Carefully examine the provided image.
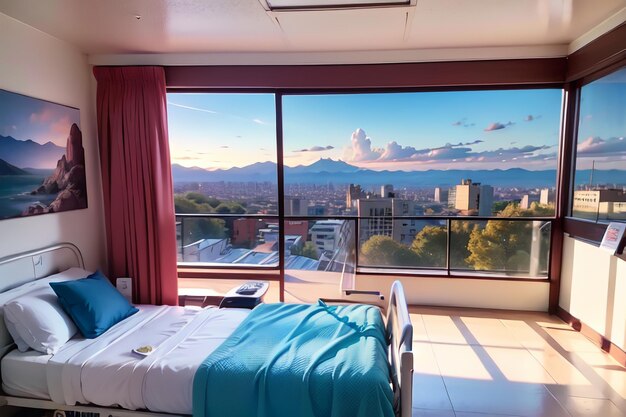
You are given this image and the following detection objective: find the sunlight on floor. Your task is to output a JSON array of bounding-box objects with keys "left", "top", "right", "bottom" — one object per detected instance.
[{"left": 410, "top": 307, "right": 626, "bottom": 417}]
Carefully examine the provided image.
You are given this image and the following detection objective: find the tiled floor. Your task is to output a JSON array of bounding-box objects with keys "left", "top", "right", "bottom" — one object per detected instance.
[{"left": 409, "top": 307, "right": 626, "bottom": 417}]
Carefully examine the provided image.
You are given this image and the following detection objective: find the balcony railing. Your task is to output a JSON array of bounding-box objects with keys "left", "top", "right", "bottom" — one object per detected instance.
[{"left": 176, "top": 213, "right": 553, "bottom": 279}]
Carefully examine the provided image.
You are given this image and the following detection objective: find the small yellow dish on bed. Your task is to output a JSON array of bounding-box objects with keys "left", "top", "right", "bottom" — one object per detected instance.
[{"left": 133, "top": 345, "right": 154, "bottom": 356}]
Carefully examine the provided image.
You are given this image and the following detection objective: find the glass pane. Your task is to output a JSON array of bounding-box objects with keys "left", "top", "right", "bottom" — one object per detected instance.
[
  {"left": 358, "top": 219, "right": 447, "bottom": 269},
  {"left": 176, "top": 215, "right": 279, "bottom": 266},
  {"left": 282, "top": 90, "right": 562, "bottom": 218},
  {"left": 450, "top": 219, "right": 551, "bottom": 277},
  {"left": 167, "top": 93, "right": 278, "bottom": 215},
  {"left": 572, "top": 67, "right": 626, "bottom": 222},
  {"left": 284, "top": 219, "right": 356, "bottom": 303}
]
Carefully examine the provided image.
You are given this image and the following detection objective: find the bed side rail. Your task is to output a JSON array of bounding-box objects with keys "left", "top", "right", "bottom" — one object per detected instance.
[{"left": 386, "top": 280, "right": 413, "bottom": 417}]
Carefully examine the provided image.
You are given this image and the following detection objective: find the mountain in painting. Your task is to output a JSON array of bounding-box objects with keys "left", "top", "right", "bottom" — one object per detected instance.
[
  {"left": 0, "top": 158, "right": 29, "bottom": 175},
  {"left": 0, "top": 135, "right": 65, "bottom": 169}
]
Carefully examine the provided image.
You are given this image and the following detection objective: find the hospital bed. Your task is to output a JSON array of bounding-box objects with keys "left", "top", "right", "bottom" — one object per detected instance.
[{"left": 0, "top": 243, "right": 413, "bottom": 417}]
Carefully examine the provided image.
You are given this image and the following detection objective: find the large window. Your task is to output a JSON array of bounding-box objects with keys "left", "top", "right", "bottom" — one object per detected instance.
[
  {"left": 571, "top": 67, "right": 626, "bottom": 223},
  {"left": 167, "top": 93, "right": 279, "bottom": 266},
  {"left": 168, "top": 88, "right": 563, "bottom": 279},
  {"left": 282, "top": 89, "right": 561, "bottom": 277}
]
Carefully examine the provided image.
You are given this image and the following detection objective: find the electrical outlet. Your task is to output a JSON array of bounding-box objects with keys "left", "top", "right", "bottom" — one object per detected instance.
[{"left": 116, "top": 277, "right": 132, "bottom": 302}]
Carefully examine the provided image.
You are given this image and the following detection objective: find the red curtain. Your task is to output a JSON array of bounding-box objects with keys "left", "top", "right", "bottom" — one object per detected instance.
[{"left": 94, "top": 66, "right": 178, "bottom": 306}]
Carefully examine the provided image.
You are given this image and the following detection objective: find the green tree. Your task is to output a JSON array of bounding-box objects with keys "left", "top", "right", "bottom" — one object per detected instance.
[
  {"left": 206, "top": 197, "right": 221, "bottom": 208},
  {"left": 409, "top": 222, "right": 474, "bottom": 269},
  {"left": 182, "top": 218, "right": 227, "bottom": 245},
  {"left": 360, "top": 235, "right": 419, "bottom": 267},
  {"left": 411, "top": 226, "right": 446, "bottom": 267},
  {"left": 174, "top": 194, "right": 215, "bottom": 214},
  {"left": 292, "top": 241, "right": 319, "bottom": 260},
  {"left": 492, "top": 200, "right": 513, "bottom": 214},
  {"left": 185, "top": 192, "right": 210, "bottom": 205},
  {"left": 174, "top": 193, "right": 227, "bottom": 246},
  {"left": 215, "top": 202, "right": 247, "bottom": 214},
  {"left": 174, "top": 195, "right": 203, "bottom": 214},
  {"left": 497, "top": 201, "right": 555, "bottom": 217},
  {"left": 466, "top": 218, "right": 531, "bottom": 271},
  {"left": 449, "top": 221, "right": 474, "bottom": 269}
]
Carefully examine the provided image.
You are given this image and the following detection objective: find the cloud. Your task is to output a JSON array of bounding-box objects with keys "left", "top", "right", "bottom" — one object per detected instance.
[
  {"left": 174, "top": 156, "right": 202, "bottom": 160},
  {"left": 441, "top": 139, "right": 483, "bottom": 147},
  {"left": 29, "top": 108, "right": 56, "bottom": 123},
  {"left": 577, "top": 136, "right": 626, "bottom": 157},
  {"left": 524, "top": 115, "right": 541, "bottom": 122},
  {"left": 167, "top": 102, "right": 217, "bottom": 114},
  {"left": 350, "top": 129, "right": 382, "bottom": 162},
  {"left": 168, "top": 102, "right": 270, "bottom": 126},
  {"left": 293, "top": 145, "right": 335, "bottom": 153},
  {"left": 451, "top": 118, "right": 475, "bottom": 128},
  {"left": 379, "top": 142, "right": 419, "bottom": 160},
  {"left": 345, "top": 128, "right": 554, "bottom": 166},
  {"left": 51, "top": 116, "right": 72, "bottom": 136},
  {"left": 220, "top": 145, "right": 230, "bottom": 149},
  {"left": 484, "top": 121, "right": 514, "bottom": 131}
]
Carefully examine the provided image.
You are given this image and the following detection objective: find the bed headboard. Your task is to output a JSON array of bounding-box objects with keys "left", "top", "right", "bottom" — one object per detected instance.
[
  {"left": 0, "top": 243, "right": 85, "bottom": 358},
  {"left": 386, "top": 281, "right": 413, "bottom": 417}
]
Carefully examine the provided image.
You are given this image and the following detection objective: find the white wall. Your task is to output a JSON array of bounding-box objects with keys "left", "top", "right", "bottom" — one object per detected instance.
[
  {"left": 0, "top": 13, "right": 106, "bottom": 271},
  {"left": 560, "top": 235, "right": 626, "bottom": 351},
  {"left": 357, "top": 274, "right": 550, "bottom": 311}
]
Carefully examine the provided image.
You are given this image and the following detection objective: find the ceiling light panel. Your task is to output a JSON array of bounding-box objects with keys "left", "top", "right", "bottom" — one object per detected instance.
[{"left": 264, "top": 0, "right": 415, "bottom": 11}]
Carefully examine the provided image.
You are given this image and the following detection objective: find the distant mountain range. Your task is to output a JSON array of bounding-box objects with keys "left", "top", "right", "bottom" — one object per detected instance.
[
  {"left": 0, "top": 135, "right": 65, "bottom": 169},
  {"left": 172, "top": 158, "right": 625, "bottom": 188}
]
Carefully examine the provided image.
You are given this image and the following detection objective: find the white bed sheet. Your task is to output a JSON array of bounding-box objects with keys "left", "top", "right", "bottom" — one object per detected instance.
[
  {"left": 1, "top": 336, "right": 82, "bottom": 399},
  {"left": 2, "top": 349, "right": 52, "bottom": 399},
  {"left": 40, "top": 304, "right": 250, "bottom": 414}
]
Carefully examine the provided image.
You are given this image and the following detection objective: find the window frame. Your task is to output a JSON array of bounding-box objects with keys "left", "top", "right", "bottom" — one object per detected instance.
[
  {"left": 562, "top": 60, "right": 626, "bottom": 247},
  {"left": 169, "top": 84, "right": 565, "bottom": 284}
]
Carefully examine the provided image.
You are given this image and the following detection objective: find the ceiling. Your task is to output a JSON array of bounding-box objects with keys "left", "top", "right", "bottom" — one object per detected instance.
[{"left": 0, "top": 0, "right": 624, "bottom": 56}]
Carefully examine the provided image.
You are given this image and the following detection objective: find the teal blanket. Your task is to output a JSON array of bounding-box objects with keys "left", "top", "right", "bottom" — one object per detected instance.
[{"left": 193, "top": 301, "right": 394, "bottom": 417}]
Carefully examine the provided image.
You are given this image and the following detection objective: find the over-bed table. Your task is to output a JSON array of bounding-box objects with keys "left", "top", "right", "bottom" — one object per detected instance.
[{"left": 0, "top": 243, "right": 413, "bottom": 417}]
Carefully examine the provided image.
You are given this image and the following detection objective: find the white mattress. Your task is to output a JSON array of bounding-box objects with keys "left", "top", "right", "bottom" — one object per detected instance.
[{"left": 1, "top": 304, "right": 249, "bottom": 414}]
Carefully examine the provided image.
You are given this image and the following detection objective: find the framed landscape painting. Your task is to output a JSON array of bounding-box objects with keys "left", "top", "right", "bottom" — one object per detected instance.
[{"left": 0, "top": 89, "right": 87, "bottom": 220}]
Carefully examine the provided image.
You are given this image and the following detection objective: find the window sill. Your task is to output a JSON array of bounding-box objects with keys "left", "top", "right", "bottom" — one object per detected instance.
[
  {"left": 178, "top": 267, "right": 280, "bottom": 280},
  {"left": 357, "top": 267, "right": 549, "bottom": 281},
  {"left": 563, "top": 217, "right": 608, "bottom": 246}
]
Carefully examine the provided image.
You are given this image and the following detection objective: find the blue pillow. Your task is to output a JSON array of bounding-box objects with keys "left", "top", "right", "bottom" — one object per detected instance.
[{"left": 50, "top": 271, "right": 138, "bottom": 338}]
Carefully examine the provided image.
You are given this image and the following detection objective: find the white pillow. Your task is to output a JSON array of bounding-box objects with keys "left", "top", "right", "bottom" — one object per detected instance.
[
  {"left": 4, "top": 288, "right": 78, "bottom": 354},
  {"left": 4, "top": 319, "right": 29, "bottom": 352}
]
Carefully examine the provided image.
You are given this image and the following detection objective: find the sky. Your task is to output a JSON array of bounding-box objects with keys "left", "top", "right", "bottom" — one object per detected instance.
[
  {"left": 167, "top": 82, "right": 625, "bottom": 171},
  {"left": 574, "top": 66, "right": 626, "bottom": 171},
  {"left": 0, "top": 89, "right": 80, "bottom": 147}
]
